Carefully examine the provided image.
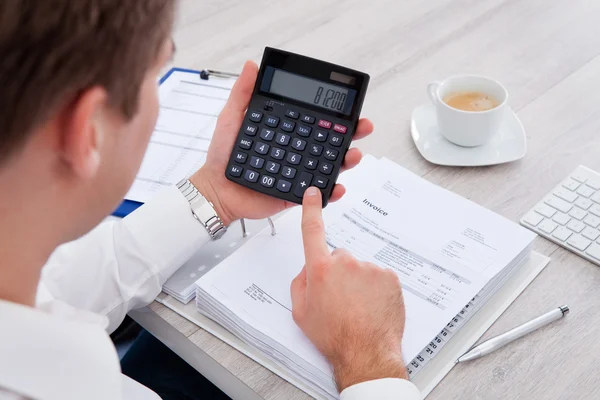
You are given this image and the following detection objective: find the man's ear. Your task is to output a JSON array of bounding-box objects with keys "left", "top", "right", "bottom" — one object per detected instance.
[{"left": 59, "top": 87, "right": 108, "bottom": 179}]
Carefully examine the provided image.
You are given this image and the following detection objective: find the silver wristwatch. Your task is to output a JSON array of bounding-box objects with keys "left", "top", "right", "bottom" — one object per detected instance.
[{"left": 176, "top": 179, "right": 227, "bottom": 240}]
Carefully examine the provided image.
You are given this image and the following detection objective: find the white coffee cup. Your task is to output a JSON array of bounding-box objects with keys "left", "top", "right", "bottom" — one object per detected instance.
[{"left": 427, "top": 76, "right": 508, "bottom": 147}]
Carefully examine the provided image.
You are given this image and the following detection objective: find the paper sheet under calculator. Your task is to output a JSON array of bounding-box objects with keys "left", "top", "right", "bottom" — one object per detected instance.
[{"left": 125, "top": 69, "right": 235, "bottom": 204}]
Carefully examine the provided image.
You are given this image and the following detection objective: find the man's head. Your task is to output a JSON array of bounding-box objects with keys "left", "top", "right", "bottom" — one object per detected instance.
[{"left": 0, "top": 0, "right": 176, "bottom": 241}]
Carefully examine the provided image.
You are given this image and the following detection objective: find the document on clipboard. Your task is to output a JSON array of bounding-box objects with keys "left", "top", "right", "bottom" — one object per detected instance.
[{"left": 114, "top": 68, "right": 237, "bottom": 217}]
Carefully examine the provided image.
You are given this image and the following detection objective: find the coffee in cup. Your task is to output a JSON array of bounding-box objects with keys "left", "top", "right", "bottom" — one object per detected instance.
[{"left": 443, "top": 92, "right": 500, "bottom": 112}]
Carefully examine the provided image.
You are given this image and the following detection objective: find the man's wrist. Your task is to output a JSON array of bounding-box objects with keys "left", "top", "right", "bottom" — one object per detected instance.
[
  {"left": 189, "top": 168, "right": 233, "bottom": 227},
  {"left": 333, "top": 353, "right": 408, "bottom": 392}
]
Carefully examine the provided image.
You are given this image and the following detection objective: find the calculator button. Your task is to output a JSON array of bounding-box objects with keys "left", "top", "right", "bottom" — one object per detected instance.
[
  {"left": 301, "top": 115, "right": 315, "bottom": 124},
  {"left": 228, "top": 165, "right": 243, "bottom": 177},
  {"left": 304, "top": 158, "right": 318, "bottom": 170},
  {"left": 314, "top": 130, "right": 328, "bottom": 142},
  {"left": 249, "top": 156, "right": 265, "bottom": 169},
  {"left": 324, "top": 148, "right": 339, "bottom": 161},
  {"left": 329, "top": 134, "right": 343, "bottom": 147},
  {"left": 314, "top": 176, "right": 329, "bottom": 189},
  {"left": 238, "top": 138, "right": 253, "bottom": 150},
  {"left": 271, "top": 147, "right": 286, "bottom": 160},
  {"left": 260, "top": 128, "right": 275, "bottom": 141},
  {"left": 234, "top": 152, "right": 247, "bottom": 164},
  {"left": 244, "top": 124, "right": 258, "bottom": 136},
  {"left": 281, "top": 166, "right": 296, "bottom": 179},
  {"left": 275, "top": 133, "right": 290, "bottom": 146},
  {"left": 285, "top": 109, "right": 299, "bottom": 119},
  {"left": 319, "top": 162, "right": 333, "bottom": 175},
  {"left": 291, "top": 138, "right": 307, "bottom": 151},
  {"left": 265, "top": 116, "right": 280, "bottom": 128},
  {"left": 266, "top": 161, "right": 281, "bottom": 174},
  {"left": 281, "top": 120, "right": 296, "bottom": 132},
  {"left": 277, "top": 179, "right": 292, "bottom": 193},
  {"left": 318, "top": 119, "right": 332, "bottom": 129},
  {"left": 286, "top": 152, "right": 302, "bottom": 165},
  {"left": 244, "top": 169, "right": 259, "bottom": 183},
  {"left": 254, "top": 142, "right": 270, "bottom": 155},
  {"left": 297, "top": 125, "right": 312, "bottom": 137},
  {"left": 260, "top": 175, "right": 276, "bottom": 188},
  {"left": 294, "top": 172, "right": 314, "bottom": 198},
  {"left": 249, "top": 110, "right": 263, "bottom": 123},
  {"left": 333, "top": 124, "right": 348, "bottom": 134},
  {"left": 309, "top": 144, "right": 323, "bottom": 156}
]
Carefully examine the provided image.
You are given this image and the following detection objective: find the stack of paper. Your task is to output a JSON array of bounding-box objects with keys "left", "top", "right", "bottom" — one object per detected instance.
[{"left": 195, "top": 155, "right": 536, "bottom": 399}]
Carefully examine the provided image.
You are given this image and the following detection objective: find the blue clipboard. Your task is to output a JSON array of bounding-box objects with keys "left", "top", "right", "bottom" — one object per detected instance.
[{"left": 112, "top": 67, "right": 202, "bottom": 218}]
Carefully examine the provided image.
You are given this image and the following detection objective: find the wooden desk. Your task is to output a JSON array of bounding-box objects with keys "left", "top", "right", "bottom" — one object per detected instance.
[{"left": 131, "top": 0, "right": 600, "bottom": 398}]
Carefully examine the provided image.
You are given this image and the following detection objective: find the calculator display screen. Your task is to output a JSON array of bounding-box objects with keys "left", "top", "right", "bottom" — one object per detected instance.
[{"left": 265, "top": 68, "right": 355, "bottom": 115}]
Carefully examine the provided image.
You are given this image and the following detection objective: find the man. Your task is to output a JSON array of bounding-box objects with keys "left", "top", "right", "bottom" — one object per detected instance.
[{"left": 0, "top": 1, "right": 420, "bottom": 399}]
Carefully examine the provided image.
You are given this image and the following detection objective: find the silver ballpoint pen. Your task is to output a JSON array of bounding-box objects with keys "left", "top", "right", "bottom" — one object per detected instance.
[{"left": 457, "top": 305, "right": 570, "bottom": 363}]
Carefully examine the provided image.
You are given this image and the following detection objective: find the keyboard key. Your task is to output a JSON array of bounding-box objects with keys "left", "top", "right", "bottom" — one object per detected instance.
[
  {"left": 294, "top": 172, "right": 313, "bottom": 198},
  {"left": 523, "top": 212, "right": 544, "bottom": 227},
  {"left": 539, "top": 219, "right": 558, "bottom": 234},
  {"left": 567, "top": 219, "right": 585, "bottom": 233},
  {"left": 590, "top": 204, "right": 600, "bottom": 217},
  {"left": 228, "top": 165, "right": 243, "bottom": 177},
  {"left": 249, "top": 110, "right": 263, "bottom": 123},
  {"left": 553, "top": 212, "right": 571, "bottom": 225},
  {"left": 582, "top": 226, "right": 600, "bottom": 241},
  {"left": 304, "top": 158, "right": 318, "bottom": 170},
  {"left": 318, "top": 119, "right": 332, "bottom": 129},
  {"left": 291, "top": 138, "right": 307, "bottom": 151},
  {"left": 314, "top": 130, "right": 328, "bottom": 142},
  {"left": 535, "top": 203, "right": 557, "bottom": 218},
  {"left": 244, "top": 124, "right": 258, "bottom": 136},
  {"left": 563, "top": 178, "right": 581, "bottom": 191},
  {"left": 592, "top": 191, "right": 600, "bottom": 204},
  {"left": 329, "top": 134, "right": 343, "bottom": 147},
  {"left": 297, "top": 125, "right": 312, "bottom": 137},
  {"left": 265, "top": 161, "right": 280, "bottom": 174},
  {"left": 333, "top": 124, "right": 348, "bottom": 134},
  {"left": 276, "top": 179, "right": 292, "bottom": 193},
  {"left": 552, "top": 226, "right": 573, "bottom": 242},
  {"left": 319, "top": 162, "right": 333, "bottom": 175},
  {"left": 576, "top": 185, "right": 595, "bottom": 198},
  {"left": 571, "top": 171, "right": 588, "bottom": 183},
  {"left": 281, "top": 166, "right": 296, "bottom": 179},
  {"left": 286, "top": 152, "right": 302, "bottom": 165},
  {"left": 310, "top": 144, "right": 323, "bottom": 156},
  {"left": 554, "top": 187, "right": 578, "bottom": 203},
  {"left": 324, "top": 148, "right": 339, "bottom": 161},
  {"left": 586, "top": 243, "right": 600, "bottom": 261},
  {"left": 270, "top": 147, "right": 286, "bottom": 160},
  {"left": 265, "top": 116, "right": 279, "bottom": 128},
  {"left": 238, "top": 138, "right": 253, "bottom": 150},
  {"left": 249, "top": 156, "right": 264, "bottom": 169},
  {"left": 233, "top": 152, "right": 247, "bottom": 164},
  {"left": 584, "top": 214, "right": 600, "bottom": 228},
  {"left": 575, "top": 197, "right": 593, "bottom": 210},
  {"left": 301, "top": 114, "right": 315, "bottom": 124},
  {"left": 259, "top": 174, "right": 276, "bottom": 188},
  {"left": 545, "top": 196, "right": 573, "bottom": 213},
  {"left": 569, "top": 206, "right": 587, "bottom": 220},
  {"left": 255, "top": 142, "right": 270, "bottom": 155},
  {"left": 275, "top": 133, "right": 290, "bottom": 146},
  {"left": 260, "top": 128, "right": 275, "bottom": 141},
  {"left": 314, "top": 176, "right": 329, "bottom": 189},
  {"left": 244, "top": 169, "right": 259, "bottom": 183},
  {"left": 281, "top": 120, "right": 295, "bottom": 132},
  {"left": 567, "top": 234, "right": 592, "bottom": 251},
  {"left": 285, "top": 109, "right": 299, "bottom": 119},
  {"left": 587, "top": 179, "right": 600, "bottom": 190}
]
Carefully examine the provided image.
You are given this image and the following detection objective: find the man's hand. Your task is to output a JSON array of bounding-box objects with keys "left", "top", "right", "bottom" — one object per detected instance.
[
  {"left": 291, "top": 186, "right": 408, "bottom": 392},
  {"left": 190, "top": 61, "right": 374, "bottom": 226}
]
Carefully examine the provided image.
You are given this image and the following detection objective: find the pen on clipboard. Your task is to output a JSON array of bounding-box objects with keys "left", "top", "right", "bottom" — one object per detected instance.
[
  {"left": 200, "top": 69, "right": 240, "bottom": 80},
  {"left": 457, "top": 305, "right": 569, "bottom": 363}
]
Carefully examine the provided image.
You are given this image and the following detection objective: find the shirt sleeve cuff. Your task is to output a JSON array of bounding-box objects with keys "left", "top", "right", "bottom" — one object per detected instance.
[
  {"left": 122, "top": 185, "right": 211, "bottom": 278},
  {"left": 340, "top": 378, "right": 421, "bottom": 400}
]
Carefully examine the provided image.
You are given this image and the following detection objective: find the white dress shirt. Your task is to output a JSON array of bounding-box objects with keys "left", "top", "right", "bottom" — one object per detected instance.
[{"left": 0, "top": 185, "right": 420, "bottom": 400}]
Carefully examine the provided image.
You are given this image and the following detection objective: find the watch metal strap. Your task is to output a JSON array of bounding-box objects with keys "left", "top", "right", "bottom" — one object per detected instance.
[{"left": 176, "top": 179, "right": 227, "bottom": 240}]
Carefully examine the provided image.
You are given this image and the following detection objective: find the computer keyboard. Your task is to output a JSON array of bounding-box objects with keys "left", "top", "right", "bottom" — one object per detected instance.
[{"left": 521, "top": 166, "right": 600, "bottom": 266}]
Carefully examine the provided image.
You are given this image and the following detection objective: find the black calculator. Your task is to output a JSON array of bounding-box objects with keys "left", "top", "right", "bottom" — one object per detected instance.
[{"left": 225, "top": 47, "right": 369, "bottom": 207}]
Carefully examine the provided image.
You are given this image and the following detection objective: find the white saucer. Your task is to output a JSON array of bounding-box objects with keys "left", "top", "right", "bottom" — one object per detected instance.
[{"left": 411, "top": 103, "right": 527, "bottom": 167}]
